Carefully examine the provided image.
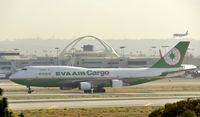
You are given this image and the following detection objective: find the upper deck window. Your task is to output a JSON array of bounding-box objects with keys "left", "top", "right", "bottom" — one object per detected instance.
[{"left": 40, "top": 69, "right": 48, "bottom": 71}]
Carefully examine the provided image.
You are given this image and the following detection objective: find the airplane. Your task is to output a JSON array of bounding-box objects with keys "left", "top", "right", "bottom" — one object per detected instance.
[
  {"left": 10, "top": 41, "right": 190, "bottom": 94},
  {"left": 173, "top": 30, "right": 188, "bottom": 37}
]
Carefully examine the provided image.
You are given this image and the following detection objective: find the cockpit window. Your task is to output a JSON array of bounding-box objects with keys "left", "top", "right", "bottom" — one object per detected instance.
[{"left": 22, "top": 68, "right": 27, "bottom": 70}]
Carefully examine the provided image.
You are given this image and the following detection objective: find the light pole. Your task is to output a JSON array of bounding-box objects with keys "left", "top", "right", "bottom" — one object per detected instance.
[
  {"left": 151, "top": 46, "right": 157, "bottom": 56},
  {"left": 55, "top": 48, "right": 59, "bottom": 65},
  {"left": 13, "top": 49, "right": 19, "bottom": 71},
  {"left": 120, "top": 46, "right": 126, "bottom": 57},
  {"left": 186, "top": 48, "right": 194, "bottom": 64}
]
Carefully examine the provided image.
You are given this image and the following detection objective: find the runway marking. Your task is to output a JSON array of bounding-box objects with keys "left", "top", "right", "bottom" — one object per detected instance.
[{"left": 144, "top": 103, "right": 152, "bottom": 106}]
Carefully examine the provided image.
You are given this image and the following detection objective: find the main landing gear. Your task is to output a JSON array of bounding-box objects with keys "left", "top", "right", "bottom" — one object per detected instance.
[
  {"left": 27, "top": 86, "right": 33, "bottom": 94},
  {"left": 93, "top": 87, "right": 106, "bottom": 93},
  {"left": 84, "top": 87, "right": 106, "bottom": 93},
  {"left": 84, "top": 90, "right": 92, "bottom": 93}
]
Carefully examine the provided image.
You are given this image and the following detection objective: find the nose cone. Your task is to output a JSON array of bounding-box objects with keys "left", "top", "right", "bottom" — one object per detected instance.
[
  {"left": 9, "top": 71, "right": 27, "bottom": 85},
  {"left": 9, "top": 71, "right": 23, "bottom": 80},
  {"left": 9, "top": 73, "right": 18, "bottom": 80}
]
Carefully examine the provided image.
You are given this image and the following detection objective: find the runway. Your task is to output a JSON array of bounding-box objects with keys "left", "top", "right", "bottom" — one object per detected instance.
[
  {"left": 9, "top": 94, "right": 200, "bottom": 110},
  {"left": 9, "top": 95, "right": 200, "bottom": 110},
  {"left": 1, "top": 78, "right": 200, "bottom": 110}
]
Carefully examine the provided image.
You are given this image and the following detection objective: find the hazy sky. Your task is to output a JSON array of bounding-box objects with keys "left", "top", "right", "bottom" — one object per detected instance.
[{"left": 0, "top": 0, "right": 200, "bottom": 40}]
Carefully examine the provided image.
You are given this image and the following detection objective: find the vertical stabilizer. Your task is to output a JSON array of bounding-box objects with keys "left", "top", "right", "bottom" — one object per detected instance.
[{"left": 151, "top": 41, "right": 190, "bottom": 68}]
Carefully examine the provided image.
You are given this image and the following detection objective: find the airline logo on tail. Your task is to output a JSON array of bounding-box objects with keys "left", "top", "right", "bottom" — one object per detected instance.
[
  {"left": 151, "top": 41, "right": 190, "bottom": 68},
  {"left": 164, "top": 47, "right": 181, "bottom": 65}
]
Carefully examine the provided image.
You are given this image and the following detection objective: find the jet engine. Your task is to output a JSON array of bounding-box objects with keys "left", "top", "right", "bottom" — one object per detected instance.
[
  {"left": 79, "top": 82, "right": 92, "bottom": 90},
  {"left": 111, "top": 79, "right": 123, "bottom": 88}
]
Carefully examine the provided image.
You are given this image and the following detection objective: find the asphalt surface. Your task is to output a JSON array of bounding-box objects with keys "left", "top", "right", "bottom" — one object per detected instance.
[
  {"left": 9, "top": 96, "right": 200, "bottom": 110},
  {"left": 0, "top": 78, "right": 200, "bottom": 110}
]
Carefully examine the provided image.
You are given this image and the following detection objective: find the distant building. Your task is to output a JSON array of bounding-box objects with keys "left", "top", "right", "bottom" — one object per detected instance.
[{"left": 0, "top": 36, "right": 200, "bottom": 79}]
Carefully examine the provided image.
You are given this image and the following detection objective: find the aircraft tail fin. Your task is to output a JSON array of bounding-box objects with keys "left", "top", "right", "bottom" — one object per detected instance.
[{"left": 151, "top": 41, "right": 190, "bottom": 68}]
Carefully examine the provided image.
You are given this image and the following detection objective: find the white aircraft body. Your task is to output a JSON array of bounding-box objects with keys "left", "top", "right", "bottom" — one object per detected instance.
[
  {"left": 10, "top": 41, "right": 190, "bottom": 93},
  {"left": 173, "top": 30, "right": 188, "bottom": 37}
]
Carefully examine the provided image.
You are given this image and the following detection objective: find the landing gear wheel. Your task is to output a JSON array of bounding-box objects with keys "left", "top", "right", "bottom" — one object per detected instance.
[
  {"left": 84, "top": 90, "right": 92, "bottom": 93},
  {"left": 93, "top": 87, "right": 106, "bottom": 93},
  {"left": 27, "top": 86, "right": 33, "bottom": 94},
  {"left": 28, "top": 90, "right": 32, "bottom": 94}
]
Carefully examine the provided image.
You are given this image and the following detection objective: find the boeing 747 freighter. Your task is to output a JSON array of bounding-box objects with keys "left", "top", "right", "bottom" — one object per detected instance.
[{"left": 10, "top": 41, "right": 190, "bottom": 93}]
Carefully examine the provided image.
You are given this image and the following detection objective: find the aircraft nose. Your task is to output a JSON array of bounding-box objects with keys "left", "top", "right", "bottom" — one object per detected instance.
[
  {"left": 9, "top": 72, "right": 21, "bottom": 79},
  {"left": 9, "top": 74, "right": 17, "bottom": 79}
]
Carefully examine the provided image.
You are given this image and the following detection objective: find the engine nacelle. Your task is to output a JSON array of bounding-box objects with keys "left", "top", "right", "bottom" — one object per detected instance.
[
  {"left": 79, "top": 82, "right": 92, "bottom": 90},
  {"left": 111, "top": 79, "right": 123, "bottom": 88}
]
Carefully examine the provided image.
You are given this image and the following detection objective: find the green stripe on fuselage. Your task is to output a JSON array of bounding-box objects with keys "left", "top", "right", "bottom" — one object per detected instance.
[
  {"left": 10, "top": 77, "right": 162, "bottom": 88},
  {"left": 122, "top": 78, "right": 161, "bottom": 85}
]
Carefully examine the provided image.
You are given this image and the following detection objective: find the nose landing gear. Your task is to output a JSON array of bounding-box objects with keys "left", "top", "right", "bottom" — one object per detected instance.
[{"left": 27, "top": 86, "right": 33, "bottom": 94}]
